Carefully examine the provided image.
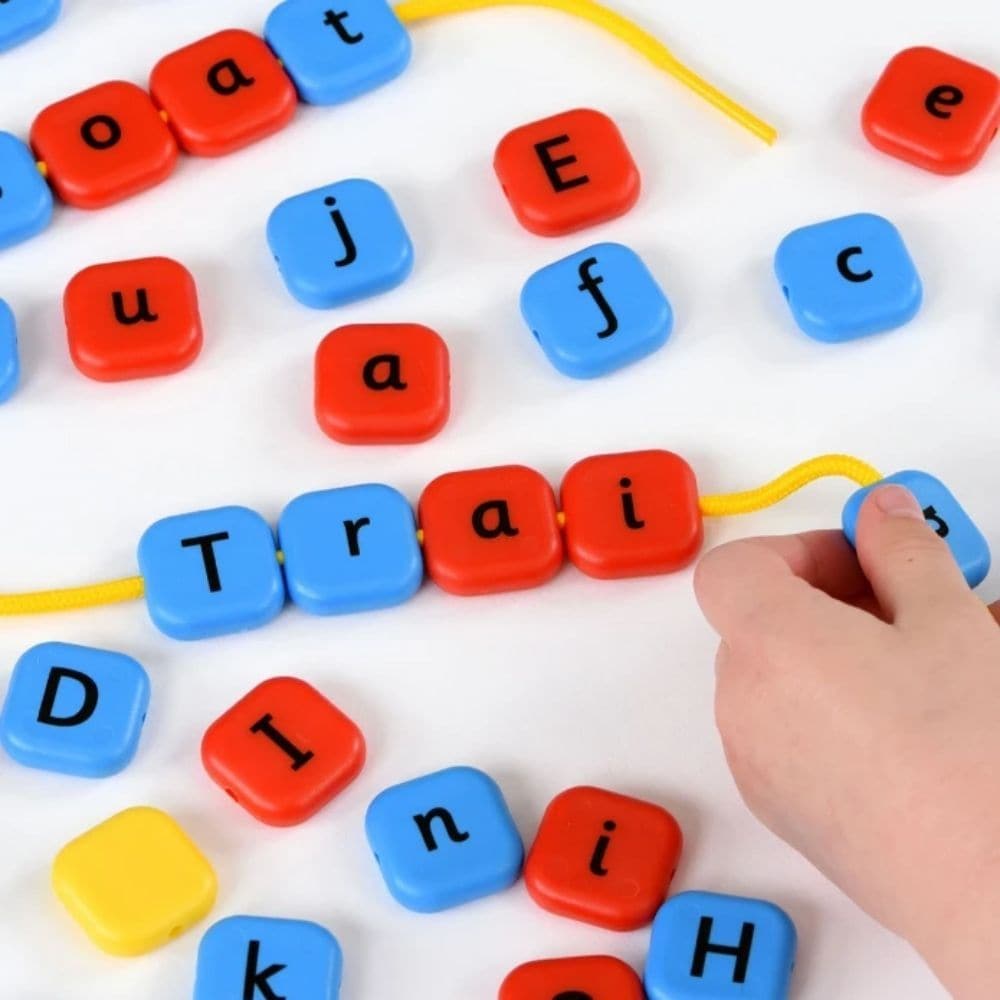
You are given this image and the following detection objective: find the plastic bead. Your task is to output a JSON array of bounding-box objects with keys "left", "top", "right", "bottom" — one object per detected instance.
[
  {"left": 774, "top": 213, "right": 922, "bottom": 342},
  {"left": 494, "top": 108, "right": 640, "bottom": 236},
  {"left": 0, "top": 131, "right": 53, "bottom": 249},
  {"left": 0, "top": 299, "right": 19, "bottom": 402},
  {"left": 195, "top": 915, "right": 342, "bottom": 1000},
  {"left": 63, "top": 256, "right": 203, "bottom": 381},
  {"left": 150, "top": 29, "right": 298, "bottom": 157},
  {"left": 0, "top": 0, "right": 60, "bottom": 53},
  {"left": 500, "top": 956, "right": 645, "bottom": 1000},
  {"left": 863, "top": 47, "right": 1000, "bottom": 174},
  {"left": 419, "top": 465, "right": 564, "bottom": 596},
  {"left": 521, "top": 243, "right": 672, "bottom": 378},
  {"left": 279, "top": 484, "right": 424, "bottom": 614},
  {"left": 645, "top": 891, "right": 797, "bottom": 1000},
  {"left": 366, "top": 766, "right": 524, "bottom": 912},
  {"left": 265, "top": 0, "right": 412, "bottom": 105},
  {"left": 842, "top": 470, "right": 991, "bottom": 588},
  {"left": 137, "top": 505, "right": 285, "bottom": 640},
  {"left": 314, "top": 323, "right": 450, "bottom": 444},
  {"left": 561, "top": 450, "right": 702, "bottom": 578},
  {"left": 202, "top": 676, "right": 365, "bottom": 826},
  {"left": 524, "top": 786, "right": 683, "bottom": 931},
  {"left": 31, "top": 81, "right": 179, "bottom": 209},
  {"left": 52, "top": 806, "right": 217, "bottom": 956},
  {"left": 0, "top": 642, "right": 149, "bottom": 778},
  {"left": 267, "top": 178, "right": 414, "bottom": 308}
]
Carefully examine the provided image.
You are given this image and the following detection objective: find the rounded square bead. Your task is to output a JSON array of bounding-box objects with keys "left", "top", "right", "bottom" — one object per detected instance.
[
  {"left": 267, "top": 178, "right": 414, "bottom": 308},
  {"left": 0, "top": 642, "right": 149, "bottom": 778},
  {"left": 522, "top": 242, "right": 672, "bottom": 378},
  {"left": 52, "top": 806, "right": 217, "bottom": 956},
  {"left": 202, "top": 676, "right": 365, "bottom": 827},
  {"left": 265, "top": 0, "right": 412, "bottom": 105},
  {"left": 842, "top": 470, "right": 991, "bottom": 588},
  {"left": 525, "top": 786, "right": 683, "bottom": 931},
  {"left": 150, "top": 29, "right": 298, "bottom": 157},
  {"left": 315, "top": 323, "right": 450, "bottom": 443},
  {"left": 31, "top": 81, "right": 179, "bottom": 209},
  {"left": 862, "top": 47, "right": 1000, "bottom": 174},
  {"left": 137, "top": 505, "right": 285, "bottom": 640},
  {"left": 365, "top": 766, "right": 524, "bottom": 912},
  {"left": 494, "top": 108, "right": 640, "bottom": 236},
  {"left": 279, "top": 484, "right": 423, "bottom": 614},
  {"left": 0, "top": 299, "right": 20, "bottom": 403},
  {"left": 63, "top": 256, "right": 203, "bottom": 381},
  {"left": 0, "top": 0, "right": 60, "bottom": 53},
  {"left": 561, "top": 450, "right": 702, "bottom": 579},
  {"left": 0, "top": 131, "right": 54, "bottom": 249},
  {"left": 195, "top": 915, "right": 343, "bottom": 1000},
  {"left": 500, "top": 956, "right": 645, "bottom": 1000},
  {"left": 419, "top": 465, "right": 564, "bottom": 596},
  {"left": 774, "top": 213, "right": 922, "bottom": 342},
  {"left": 645, "top": 891, "right": 797, "bottom": 1000}
]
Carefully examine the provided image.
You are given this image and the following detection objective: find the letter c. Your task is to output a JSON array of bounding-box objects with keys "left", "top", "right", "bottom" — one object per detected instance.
[{"left": 836, "top": 246, "right": 873, "bottom": 283}]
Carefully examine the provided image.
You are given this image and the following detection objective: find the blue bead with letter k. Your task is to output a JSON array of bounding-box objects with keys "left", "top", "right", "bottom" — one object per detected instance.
[{"left": 521, "top": 242, "right": 673, "bottom": 379}]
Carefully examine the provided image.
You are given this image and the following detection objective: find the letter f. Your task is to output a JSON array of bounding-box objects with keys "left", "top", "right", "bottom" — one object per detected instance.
[{"left": 577, "top": 257, "right": 619, "bottom": 339}]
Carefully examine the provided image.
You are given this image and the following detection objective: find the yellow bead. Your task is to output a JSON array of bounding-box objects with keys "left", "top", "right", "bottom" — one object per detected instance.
[{"left": 52, "top": 805, "right": 217, "bottom": 956}]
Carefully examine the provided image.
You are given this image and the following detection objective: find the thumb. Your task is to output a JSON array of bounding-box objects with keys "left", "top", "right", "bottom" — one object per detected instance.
[{"left": 855, "top": 483, "right": 972, "bottom": 625}]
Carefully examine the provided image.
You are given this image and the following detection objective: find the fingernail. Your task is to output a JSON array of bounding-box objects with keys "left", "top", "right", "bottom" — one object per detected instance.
[{"left": 871, "top": 484, "right": 925, "bottom": 520}]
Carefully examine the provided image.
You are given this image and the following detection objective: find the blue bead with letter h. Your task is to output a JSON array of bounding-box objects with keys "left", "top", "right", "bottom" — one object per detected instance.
[{"left": 645, "top": 890, "right": 797, "bottom": 1000}]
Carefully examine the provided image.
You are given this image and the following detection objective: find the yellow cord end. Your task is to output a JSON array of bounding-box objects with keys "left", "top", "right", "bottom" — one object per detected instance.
[{"left": 0, "top": 576, "right": 145, "bottom": 616}]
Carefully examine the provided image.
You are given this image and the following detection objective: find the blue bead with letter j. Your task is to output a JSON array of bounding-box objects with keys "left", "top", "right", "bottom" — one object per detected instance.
[{"left": 842, "top": 470, "right": 991, "bottom": 588}]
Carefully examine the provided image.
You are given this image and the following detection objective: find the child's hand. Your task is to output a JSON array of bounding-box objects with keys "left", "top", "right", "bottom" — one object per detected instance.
[{"left": 694, "top": 484, "right": 1000, "bottom": 999}]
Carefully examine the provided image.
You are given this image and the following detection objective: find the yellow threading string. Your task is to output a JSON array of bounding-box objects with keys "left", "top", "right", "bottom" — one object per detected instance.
[
  {"left": 394, "top": 0, "right": 778, "bottom": 145},
  {"left": 699, "top": 454, "right": 883, "bottom": 518},
  {"left": 0, "top": 455, "right": 881, "bottom": 617}
]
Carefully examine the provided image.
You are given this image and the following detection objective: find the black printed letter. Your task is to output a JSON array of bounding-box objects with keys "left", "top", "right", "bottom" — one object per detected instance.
[
  {"left": 690, "top": 916, "right": 755, "bottom": 984},
  {"left": 37, "top": 668, "right": 99, "bottom": 727},
  {"left": 208, "top": 59, "right": 256, "bottom": 97},
  {"left": 363, "top": 354, "right": 408, "bottom": 391},
  {"left": 249, "top": 714, "right": 315, "bottom": 771},
  {"left": 577, "top": 257, "right": 618, "bottom": 339},
  {"left": 925, "top": 84, "right": 964, "bottom": 120},
  {"left": 81, "top": 114, "right": 122, "bottom": 151},
  {"left": 325, "top": 196, "right": 357, "bottom": 268},
  {"left": 619, "top": 478, "right": 645, "bottom": 529},
  {"left": 472, "top": 500, "right": 519, "bottom": 540},
  {"left": 112, "top": 289, "right": 159, "bottom": 326},
  {"left": 323, "top": 9, "right": 364, "bottom": 44},
  {"left": 836, "top": 246, "right": 873, "bottom": 283},
  {"left": 180, "top": 532, "right": 231, "bottom": 593},
  {"left": 413, "top": 807, "right": 471, "bottom": 851},
  {"left": 588, "top": 820, "right": 617, "bottom": 876},
  {"left": 243, "top": 939, "right": 287, "bottom": 1000},
  {"left": 343, "top": 517, "right": 371, "bottom": 557},
  {"left": 534, "top": 135, "right": 589, "bottom": 192}
]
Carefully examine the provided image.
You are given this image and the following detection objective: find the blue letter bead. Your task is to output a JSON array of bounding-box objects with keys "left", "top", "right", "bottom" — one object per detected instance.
[
  {"left": 843, "top": 470, "right": 991, "bottom": 588},
  {"left": 265, "top": 0, "right": 412, "bottom": 106},
  {"left": 774, "top": 212, "right": 922, "bottom": 342},
  {"left": 0, "top": 0, "right": 60, "bottom": 53},
  {"left": 0, "top": 132, "right": 54, "bottom": 250},
  {"left": 267, "top": 178, "right": 413, "bottom": 309},
  {"left": 0, "top": 299, "right": 19, "bottom": 403},
  {"left": 645, "top": 891, "right": 797, "bottom": 1000},
  {"left": 521, "top": 242, "right": 672, "bottom": 379},
  {"left": 279, "top": 484, "right": 423, "bottom": 615},
  {"left": 195, "top": 915, "right": 342, "bottom": 1000},
  {"left": 365, "top": 766, "right": 524, "bottom": 913},
  {"left": 138, "top": 506, "right": 285, "bottom": 640},
  {"left": 0, "top": 643, "right": 149, "bottom": 778}
]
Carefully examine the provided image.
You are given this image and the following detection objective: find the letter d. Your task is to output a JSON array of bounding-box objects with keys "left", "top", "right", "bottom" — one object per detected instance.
[{"left": 37, "top": 667, "right": 99, "bottom": 727}]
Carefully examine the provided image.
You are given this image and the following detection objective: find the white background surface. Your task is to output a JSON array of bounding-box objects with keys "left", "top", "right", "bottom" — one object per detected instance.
[{"left": 0, "top": 0, "right": 997, "bottom": 996}]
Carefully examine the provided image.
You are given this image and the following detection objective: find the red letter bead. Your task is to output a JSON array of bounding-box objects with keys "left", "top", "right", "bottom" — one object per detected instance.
[
  {"left": 64, "top": 257, "right": 203, "bottom": 381},
  {"left": 560, "top": 450, "right": 702, "bottom": 579},
  {"left": 862, "top": 47, "right": 1000, "bottom": 174},
  {"left": 150, "top": 29, "right": 298, "bottom": 157},
  {"left": 500, "top": 956, "right": 645, "bottom": 1000},
  {"left": 31, "top": 81, "right": 178, "bottom": 208},
  {"left": 494, "top": 108, "right": 640, "bottom": 236},
  {"left": 202, "top": 676, "right": 365, "bottom": 827},
  {"left": 419, "top": 465, "right": 563, "bottom": 596},
  {"left": 524, "top": 786, "right": 683, "bottom": 931},
  {"left": 315, "top": 323, "right": 450, "bottom": 444}
]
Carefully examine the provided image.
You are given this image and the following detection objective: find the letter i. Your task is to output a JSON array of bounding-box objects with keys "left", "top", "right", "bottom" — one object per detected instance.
[
  {"left": 589, "top": 820, "right": 617, "bottom": 876},
  {"left": 620, "top": 478, "right": 645, "bottom": 530}
]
